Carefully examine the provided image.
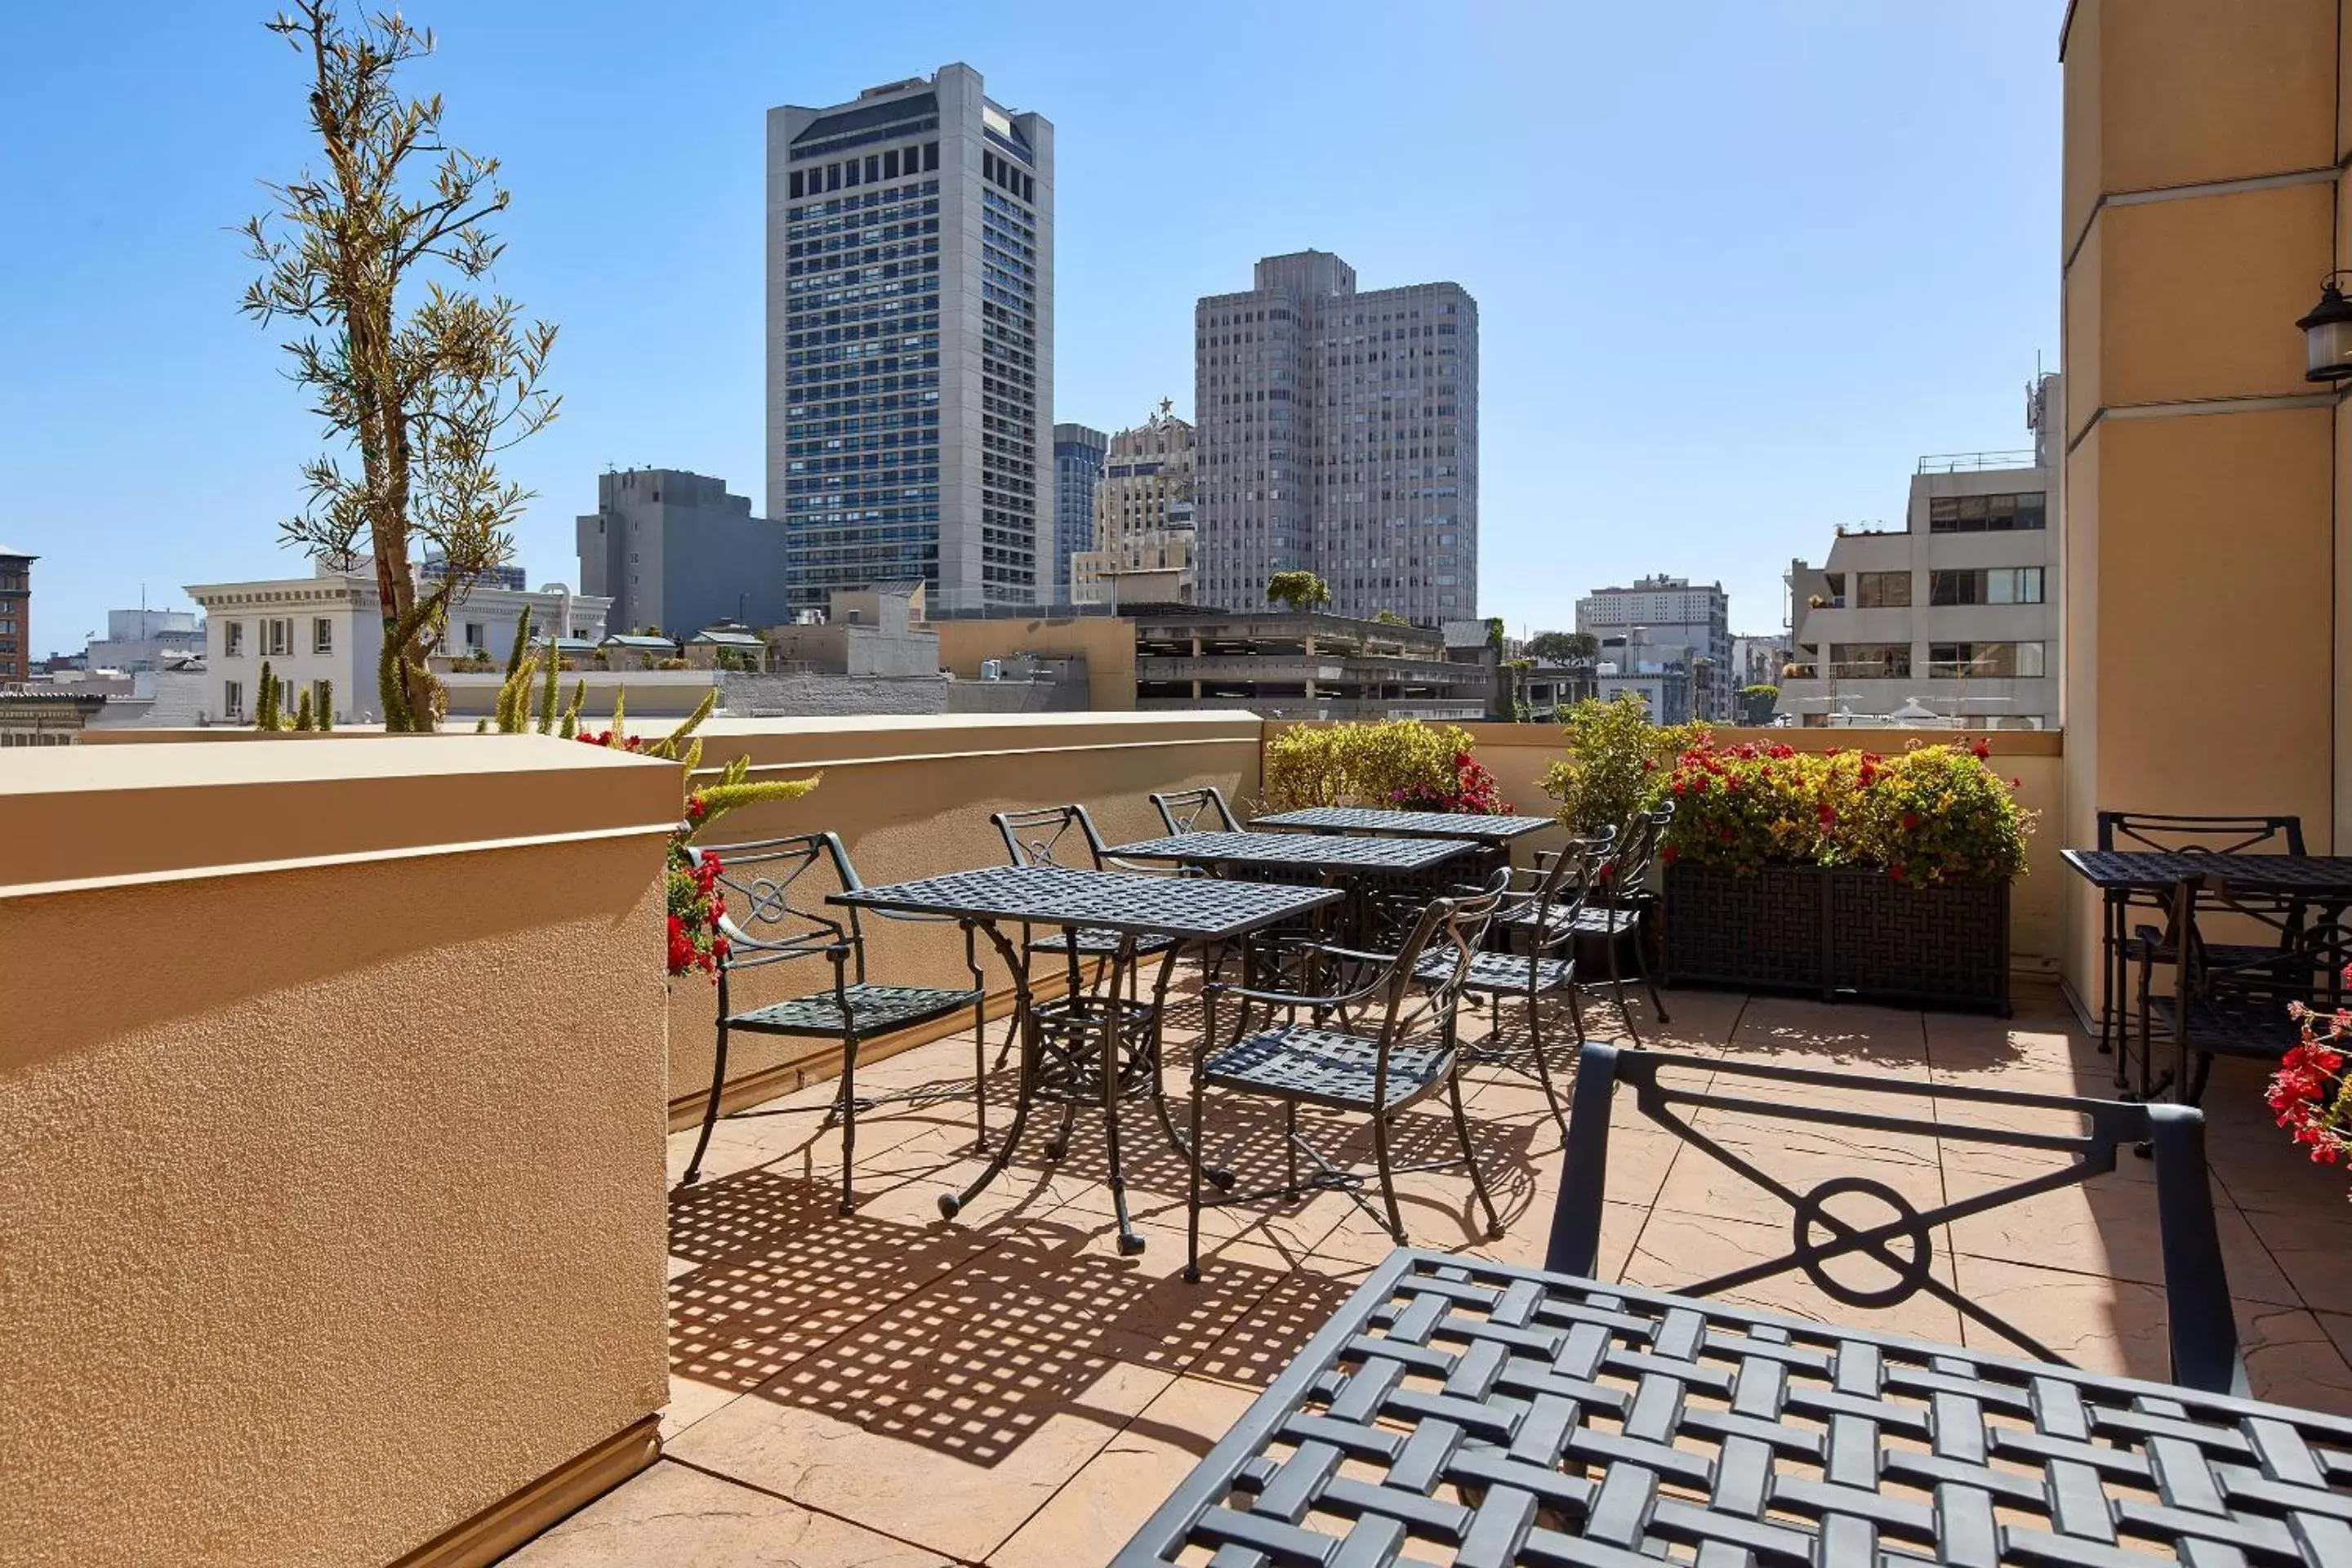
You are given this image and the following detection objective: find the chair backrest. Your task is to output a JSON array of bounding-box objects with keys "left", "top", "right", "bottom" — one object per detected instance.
[
  {"left": 2097, "top": 809, "right": 2306, "bottom": 858},
  {"left": 1602, "top": 801, "right": 1674, "bottom": 898},
  {"left": 2156, "top": 874, "right": 2352, "bottom": 1018},
  {"left": 1151, "top": 786, "right": 1241, "bottom": 835},
  {"left": 1378, "top": 875, "right": 1510, "bottom": 1031},
  {"left": 993, "top": 804, "right": 1111, "bottom": 871},
  {"left": 689, "top": 831, "right": 866, "bottom": 981},
  {"left": 1520, "top": 829, "right": 1612, "bottom": 953},
  {"left": 1544, "top": 1041, "right": 2243, "bottom": 1396}
]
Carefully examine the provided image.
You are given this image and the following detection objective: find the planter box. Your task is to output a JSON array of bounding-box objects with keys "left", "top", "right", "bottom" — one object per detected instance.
[{"left": 1664, "top": 862, "right": 2010, "bottom": 1013}]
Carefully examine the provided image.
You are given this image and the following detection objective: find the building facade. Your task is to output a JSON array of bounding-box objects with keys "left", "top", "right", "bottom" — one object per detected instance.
[
  {"left": 1575, "top": 575, "right": 1734, "bottom": 721},
  {"left": 0, "top": 547, "right": 32, "bottom": 684},
  {"left": 188, "top": 564, "right": 608, "bottom": 726},
  {"left": 85, "top": 607, "right": 206, "bottom": 674},
  {"left": 577, "top": 469, "right": 788, "bottom": 638},
  {"left": 1050, "top": 422, "right": 1107, "bottom": 602},
  {"left": 1781, "top": 375, "right": 2063, "bottom": 730},
  {"left": 1192, "top": 252, "right": 1477, "bottom": 624},
  {"left": 1071, "top": 405, "right": 1196, "bottom": 607},
  {"left": 1133, "top": 608, "right": 1489, "bottom": 719},
  {"left": 768, "top": 63, "right": 1054, "bottom": 617}
]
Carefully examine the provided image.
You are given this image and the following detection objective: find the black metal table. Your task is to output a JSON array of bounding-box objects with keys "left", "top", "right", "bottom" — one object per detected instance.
[
  {"left": 834, "top": 864, "right": 1337, "bottom": 1254},
  {"left": 1117, "top": 1248, "right": 2352, "bottom": 1567},
  {"left": 1253, "top": 806, "right": 1552, "bottom": 846},
  {"left": 2062, "top": 849, "right": 2352, "bottom": 1059}
]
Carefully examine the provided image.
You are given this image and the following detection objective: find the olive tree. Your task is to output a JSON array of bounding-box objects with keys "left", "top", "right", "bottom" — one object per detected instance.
[{"left": 240, "top": 3, "right": 559, "bottom": 730}]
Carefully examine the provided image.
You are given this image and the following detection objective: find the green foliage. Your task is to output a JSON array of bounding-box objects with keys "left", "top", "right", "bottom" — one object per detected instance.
[
  {"left": 1539, "top": 694, "right": 1707, "bottom": 836},
  {"left": 293, "top": 686, "right": 316, "bottom": 731},
  {"left": 1263, "top": 570, "right": 1331, "bottom": 613},
  {"left": 1738, "top": 684, "right": 1780, "bottom": 725},
  {"left": 558, "top": 677, "right": 584, "bottom": 739},
  {"left": 504, "top": 604, "right": 533, "bottom": 680},
  {"left": 1657, "top": 738, "right": 2032, "bottom": 884},
  {"left": 537, "top": 644, "right": 559, "bottom": 733},
  {"left": 1528, "top": 630, "right": 1599, "bottom": 663},
  {"left": 254, "top": 662, "right": 281, "bottom": 730},
  {"left": 317, "top": 679, "right": 334, "bottom": 731},
  {"left": 1263, "top": 719, "right": 1477, "bottom": 811},
  {"left": 1373, "top": 608, "right": 1406, "bottom": 626}
]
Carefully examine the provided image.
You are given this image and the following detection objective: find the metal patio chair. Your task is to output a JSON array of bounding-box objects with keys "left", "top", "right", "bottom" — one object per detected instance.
[
  {"left": 1183, "top": 883, "right": 1508, "bottom": 1280},
  {"left": 1149, "top": 786, "right": 1244, "bottom": 835},
  {"left": 678, "top": 832, "right": 987, "bottom": 1214},
  {"left": 1544, "top": 1040, "right": 2244, "bottom": 1396},
  {"left": 1504, "top": 802, "right": 1673, "bottom": 1040}
]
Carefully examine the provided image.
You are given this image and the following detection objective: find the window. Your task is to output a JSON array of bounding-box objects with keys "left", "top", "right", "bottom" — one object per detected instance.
[
  {"left": 1829, "top": 642, "right": 1912, "bottom": 679},
  {"left": 313, "top": 617, "right": 334, "bottom": 654},
  {"left": 225, "top": 621, "right": 245, "bottom": 657},
  {"left": 223, "top": 680, "right": 244, "bottom": 720},
  {"left": 262, "top": 618, "right": 293, "bottom": 657},
  {"left": 1929, "top": 567, "right": 2043, "bottom": 605},
  {"left": 1928, "top": 641, "right": 2046, "bottom": 678},
  {"left": 465, "top": 621, "right": 486, "bottom": 654},
  {"left": 1928, "top": 492, "right": 2047, "bottom": 533},
  {"left": 1854, "top": 571, "right": 1910, "bottom": 608}
]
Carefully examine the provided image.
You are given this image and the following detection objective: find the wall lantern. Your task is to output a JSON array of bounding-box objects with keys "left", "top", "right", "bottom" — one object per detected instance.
[{"left": 2297, "top": 273, "right": 2352, "bottom": 383}]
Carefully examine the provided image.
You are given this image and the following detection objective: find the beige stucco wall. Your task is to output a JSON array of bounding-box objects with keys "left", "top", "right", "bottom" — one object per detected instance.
[
  {"left": 0, "top": 737, "right": 678, "bottom": 1566},
  {"left": 2060, "top": 0, "right": 2347, "bottom": 1017},
  {"left": 934, "top": 613, "right": 1138, "bottom": 711},
  {"left": 664, "top": 710, "right": 1258, "bottom": 1119}
]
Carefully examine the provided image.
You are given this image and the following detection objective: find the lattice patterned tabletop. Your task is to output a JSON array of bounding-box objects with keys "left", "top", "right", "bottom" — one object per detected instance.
[
  {"left": 833, "top": 863, "right": 1337, "bottom": 941},
  {"left": 1111, "top": 830, "right": 1479, "bottom": 874},
  {"left": 2062, "top": 849, "right": 2352, "bottom": 895},
  {"left": 1253, "top": 806, "right": 1552, "bottom": 845},
  {"left": 1116, "top": 1250, "right": 2352, "bottom": 1566}
]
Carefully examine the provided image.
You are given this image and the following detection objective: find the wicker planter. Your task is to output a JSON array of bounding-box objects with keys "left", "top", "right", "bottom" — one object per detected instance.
[{"left": 1663, "top": 862, "right": 2010, "bottom": 1013}]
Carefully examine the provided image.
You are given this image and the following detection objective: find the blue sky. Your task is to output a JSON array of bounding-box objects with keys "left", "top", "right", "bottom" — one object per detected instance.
[{"left": 0, "top": 1, "right": 2060, "bottom": 653}]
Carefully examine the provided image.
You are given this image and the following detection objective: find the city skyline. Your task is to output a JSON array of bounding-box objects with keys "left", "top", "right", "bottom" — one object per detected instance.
[{"left": 0, "top": 2, "right": 2057, "bottom": 654}]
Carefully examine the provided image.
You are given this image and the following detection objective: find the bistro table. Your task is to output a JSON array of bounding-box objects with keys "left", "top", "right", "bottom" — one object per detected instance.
[
  {"left": 2062, "top": 849, "right": 2352, "bottom": 1062},
  {"left": 834, "top": 863, "right": 1337, "bottom": 1256},
  {"left": 1108, "top": 829, "right": 1482, "bottom": 943},
  {"left": 1116, "top": 1248, "right": 2352, "bottom": 1567},
  {"left": 1253, "top": 805, "right": 1551, "bottom": 880}
]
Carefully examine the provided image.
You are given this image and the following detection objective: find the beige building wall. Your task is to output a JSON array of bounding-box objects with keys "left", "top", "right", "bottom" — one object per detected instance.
[
  {"left": 2059, "top": 0, "right": 2347, "bottom": 1013},
  {"left": 1072, "top": 408, "right": 1197, "bottom": 606},
  {"left": 935, "top": 612, "right": 1139, "bottom": 710},
  {"left": 662, "top": 711, "right": 1259, "bottom": 1120},
  {"left": 0, "top": 737, "right": 679, "bottom": 1567}
]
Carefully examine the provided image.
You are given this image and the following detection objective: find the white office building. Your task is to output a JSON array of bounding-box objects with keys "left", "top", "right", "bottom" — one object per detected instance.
[
  {"left": 768, "top": 63, "right": 1054, "bottom": 617},
  {"left": 1575, "top": 575, "right": 1735, "bottom": 722},
  {"left": 1782, "top": 374, "right": 2065, "bottom": 729}
]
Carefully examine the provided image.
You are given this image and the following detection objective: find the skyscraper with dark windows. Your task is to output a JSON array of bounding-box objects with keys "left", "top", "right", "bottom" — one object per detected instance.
[
  {"left": 1051, "top": 422, "right": 1107, "bottom": 602},
  {"left": 768, "top": 64, "right": 1054, "bottom": 617},
  {"left": 1193, "top": 252, "right": 1477, "bottom": 625}
]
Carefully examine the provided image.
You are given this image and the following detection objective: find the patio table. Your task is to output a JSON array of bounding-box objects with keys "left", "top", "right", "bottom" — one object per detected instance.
[
  {"left": 2062, "top": 849, "right": 2352, "bottom": 1058},
  {"left": 1116, "top": 1248, "right": 2352, "bottom": 1566},
  {"left": 1108, "top": 829, "right": 1482, "bottom": 943},
  {"left": 1250, "top": 805, "right": 1551, "bottom": 845},
  {"left": 835, "top": 864, "right": 1337, "bottom": 1255}
]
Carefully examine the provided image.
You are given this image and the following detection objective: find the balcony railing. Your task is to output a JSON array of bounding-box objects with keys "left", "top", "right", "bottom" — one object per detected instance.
[{"left": 1917, "top": 448, "right": 2037, "bottom": 474}]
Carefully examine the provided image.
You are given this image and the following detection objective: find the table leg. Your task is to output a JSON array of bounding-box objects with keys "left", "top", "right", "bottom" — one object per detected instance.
[
  {"left": 1102, "top": 934, "right": 1145, "bottom": 1256},
  {"left": 941, "top": 920, "right": 1037, "bottom": 1221}
]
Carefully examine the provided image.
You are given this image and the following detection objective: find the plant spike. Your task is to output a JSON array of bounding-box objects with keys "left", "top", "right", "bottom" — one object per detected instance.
[
  {"left": 504, "top": 604, "right": 533, "bottom": 682},
  {"left": 605, "top": 685, "right": 626, "bottom": 746},
  {"left": 293, "top": 687, "right": 316, "bottom": 731},
  {"left": 537, "top": 643, "right": 559, "bottom": 733},
  {"left": 559, "top": 677, "right": 584, "bottom": 739},
  {"left": 317, "top": 678, "right": 334, "bottom": 731}
]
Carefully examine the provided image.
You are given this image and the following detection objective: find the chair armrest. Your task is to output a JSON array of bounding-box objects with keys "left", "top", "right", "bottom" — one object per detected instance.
[{"left": 1205, "top": 970, "right": 1388, "bottom": 1011}]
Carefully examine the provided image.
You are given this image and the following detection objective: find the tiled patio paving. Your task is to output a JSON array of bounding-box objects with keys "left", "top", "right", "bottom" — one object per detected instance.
[{"left": 512, "top": 980, "right": 2352, "bottom": 1566}]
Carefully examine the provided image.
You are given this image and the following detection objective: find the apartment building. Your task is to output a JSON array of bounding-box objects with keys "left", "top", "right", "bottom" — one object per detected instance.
[
  {"left": 1192, "top": 251, "right": 1477, "bottom": 624},
  {"left": 1050, "top": 423, "right": 1107, "bottom": 602},
  {"left": 1071, "top": 405, "right": 1196, "bottom": 607},
  {"left": 0, "top": 547, "right": 32, "bottom": 684},
  {"left": 187, "top": 564, "right": 609, "bottom": 726},
  {"left": 1575, "top": 575, "right": 1734, "bottom": 721},
  {"left": 577, "top": 468, "right": 788, "bottom": 637},
  {"left": 768, "top": 63, "right": 1054, "bottom": 617},
  {"left": 1782, "top": 375, "right": 2065, "bottom": 728}
]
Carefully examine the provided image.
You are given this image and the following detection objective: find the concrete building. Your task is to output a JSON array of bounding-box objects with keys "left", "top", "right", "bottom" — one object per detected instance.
[
  {"left": 1134, "top": 609, "right": 1488, "bottom": 719},
  {"left": 764, "top": 584, "right": 941, "bottom": 677},
  {"left": 769, "top": 63, "right": 1054, "bottom": 617},
  {"left": 1731, "top": 632, "right": 1793, "bottom": 691},
  {"left": 1575, "top": 576, "right": 1734, "bottom": 722},
  {"left": 1780, "top": 376, "right": 2063, "bottom": 730},
  {"left": 1071, "top": 405, "right": 1196, "bottom": 608},
  {"left": 420, "top": 555, "right": 526, "bottom": 592},
  {"left": 1192, "top": 252, "right": 1477, "bottom": 625},
  {"left": 187, "top": 564, "right": 608, "bottom": 726},
  {"left": 577, "top": 469, "right": 787, "bottom": 639},
  {"left": 84, "top": 607, "right": 206, "bottom": 674},
  {"left": 1050, "top": 422, "right": 1107, "bottom": 601},
  {"left": 0, "top": 547, "right": 33, "bottom": 684}
]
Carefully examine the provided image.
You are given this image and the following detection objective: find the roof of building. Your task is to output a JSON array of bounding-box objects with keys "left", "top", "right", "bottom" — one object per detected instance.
[
  {"left": 0, "top": 545, "right": 38, "bottom": 560},
  {"left": 600, "top": 634, "right": 680, "bottom": 649},
  {"left": 542, "top": 636, "right": 599, "bottom": 653},
  {"left": 1440, "top": 621, "right": 1496, "bottom": 648},
  {"left": 690, "top": 629, "right": 766, "bottom": 648}
]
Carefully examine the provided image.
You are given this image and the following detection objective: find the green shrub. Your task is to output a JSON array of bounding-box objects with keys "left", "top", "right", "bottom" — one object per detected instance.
[
  {"left": 1539, "top": 694, "right": 1706, "bottom": 836},
  {"left": 1262, "top": 719, "right": 1474, "bottom": 811}
]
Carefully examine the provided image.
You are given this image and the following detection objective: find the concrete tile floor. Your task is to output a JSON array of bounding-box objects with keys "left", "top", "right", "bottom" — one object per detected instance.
[{"left": 510, "top": 978, "right": 2352, "bottom": 1566}]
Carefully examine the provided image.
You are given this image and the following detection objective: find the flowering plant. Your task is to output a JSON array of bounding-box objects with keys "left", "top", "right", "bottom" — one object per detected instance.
[
  {"left": 1657, "top": 735, "right": 2032, "bottom": 884},
  {"left": 572, "top": 688, "right": 819, "bottom": 978},
  {"left": 1392, "top": 751, "right": 1513, "bottom": 815},
  {"left": 1263, "top": 719, "right": 1481, "bottom": 811},
  {"left": 2273, "top": 972, "right": 2352, "bottom": 1183}
]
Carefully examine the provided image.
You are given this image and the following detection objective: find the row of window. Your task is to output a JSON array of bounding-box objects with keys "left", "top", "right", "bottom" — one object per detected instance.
[
  {"left": 786, "top": 182, "right": 942, "bottom": 229},
  {"left": 1846, "top": 567, "right": 2045, "bottom": 608},
  {"left": 221, "top": 677, "right": 335, "bottom": 723},
  {"left": 220, "top": 617, "right": 332, "bottom": 657},
  {"left": 786, "top": 140, "right": 939, "bottom": 200},
  {"left": 1820, "top": 641, "right": 2048, "bottom": 679},
  {"left": 1927, "top": 492, "right": 2047, "bottom": 532}
]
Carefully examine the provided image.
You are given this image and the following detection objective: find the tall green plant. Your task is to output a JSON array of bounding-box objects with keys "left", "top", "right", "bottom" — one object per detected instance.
[
  {"left": 1263, "top": 719, "right": 1474, "bottom": 810},
  {"left": 1539, "top": 693, "right": 1706, "bottom": 836}
]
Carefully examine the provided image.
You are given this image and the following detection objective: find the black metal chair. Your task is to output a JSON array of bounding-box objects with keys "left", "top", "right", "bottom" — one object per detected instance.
[
  {"left": 1149, "top": 786, "right": 1242, "bottom": 835},
  {"left": 2092, "top": 810, "right": 2307, "bottom": 1074},
  {"left": 1544, "top": 1040, "right": 2244, "bottom": 1396},
  {"left": 678, "top": 832, "right": 987, "bottom": 1214},
  {"left": 2133, "top": 873, "right": 2352, "bottom": 1107},
  {"left": 1183, "top": 884, "right": 1507, "bottom": 1280},
  {"left": 1504, "top": 803, "right": 1672, "bottom": 1040}
]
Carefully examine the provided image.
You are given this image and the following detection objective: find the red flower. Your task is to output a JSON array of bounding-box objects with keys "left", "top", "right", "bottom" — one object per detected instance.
[
  {"left": 1971, "top": 739, "right": 1991, "bottom": 760},
  {"left": 1901, "top": 813, "right": 1921, "bottom": 831},
  {"left": 1890, "top": 863, "right": 1906, "bottom": 882},
  {"left": 1661, "top": 845, "right": 1678, "bottom": 863}
]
